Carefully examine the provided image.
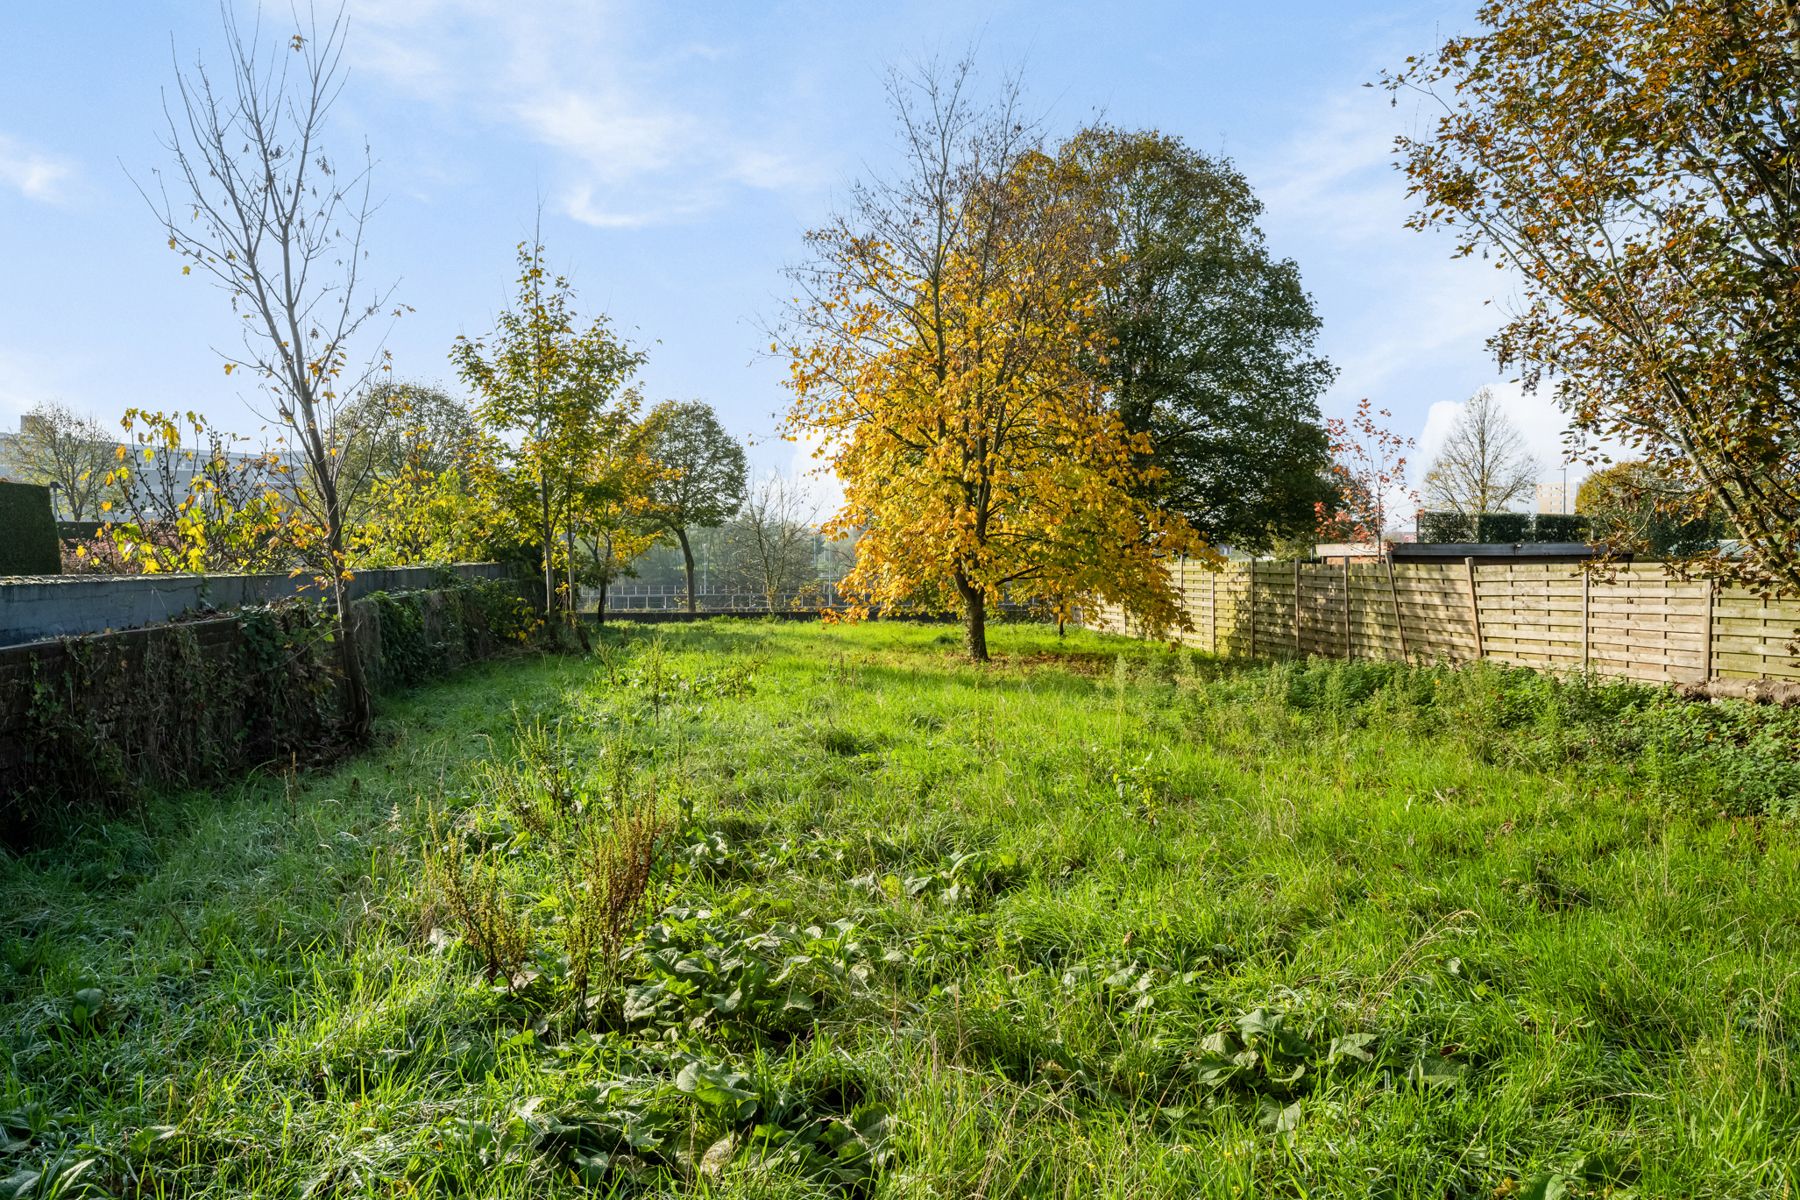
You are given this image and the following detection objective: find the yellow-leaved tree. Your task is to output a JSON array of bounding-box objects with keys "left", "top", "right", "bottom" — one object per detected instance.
[{"left": 781, "top": 64, "right": 1202, "bottom": 660}]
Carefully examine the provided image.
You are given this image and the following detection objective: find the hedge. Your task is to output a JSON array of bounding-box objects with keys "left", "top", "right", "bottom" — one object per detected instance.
[
  {"left": 0, "top": 482, "right": 60, "bottom": 576},
  {"left": 1418, "top": 511, "right": 1476, "bottom": 543},
  {"left": 1531, "top": 513, "right": 1591, "bottom": 543},
  {"left": 0, "top": 577, "right": 534, "bottom": 840},
  {"left": 1418, "top": 509, "right": 1594, "bottom": 545},
  {"left": 1475, "top": 512, "right": 1533, "bottom": 544}
]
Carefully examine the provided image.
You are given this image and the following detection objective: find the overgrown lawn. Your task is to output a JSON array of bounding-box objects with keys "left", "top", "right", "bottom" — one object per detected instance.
[{"left": 3, "top": 620, "right": 1798, "bottom": 1197}]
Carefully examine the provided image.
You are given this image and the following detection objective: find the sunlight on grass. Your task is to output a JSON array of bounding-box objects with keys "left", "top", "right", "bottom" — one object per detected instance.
[{"left": 3, "top": 619, "right": 1798, "bottom": 1197}]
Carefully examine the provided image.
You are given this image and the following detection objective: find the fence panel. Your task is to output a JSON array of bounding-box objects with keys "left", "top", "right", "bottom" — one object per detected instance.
[{"left": 1089, "top": 558, "right": 1799, "bottom": 688}]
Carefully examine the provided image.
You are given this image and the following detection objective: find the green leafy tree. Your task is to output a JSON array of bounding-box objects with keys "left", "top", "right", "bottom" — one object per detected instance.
[
  {"left": 451, "top": 242, "right": 647, "bottom": 622},
  {"left": 641, "top": 400, "right": 747, "bottom": 613},
  {"left": 1059, "top": 126, "right": 1336, "bottom": 552}
]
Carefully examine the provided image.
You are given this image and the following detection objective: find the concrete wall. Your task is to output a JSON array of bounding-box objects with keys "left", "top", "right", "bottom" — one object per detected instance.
[{"left": 0, "top": 563, "right": 510, "bottom": 647}]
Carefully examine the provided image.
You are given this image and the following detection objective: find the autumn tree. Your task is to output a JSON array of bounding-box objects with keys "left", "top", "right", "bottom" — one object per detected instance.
[
  {"left": 1058, "top": 127, "right": 1336, "bottom": 551},
  {"left": 781, "top": 63, "right": 1199, "bottom": 660},
  {"left": 145, "top": 4, "right": 396, "bottom": 735},
  {"left": 1322, "top": 399, "right": 1416, "bottom": 546},
  {"left": 641, "top": 400, "right": 747, "bottom": 613},
  {"left": 580, "top": 401, "right": 665, "bottom": 624},
  {"left": 348, "top": 428, "right": 510, "bottom": 568},
  {"left": 6, "top": 401, "right": 116, "bottom": 520},
  {"left": 452, "top": 241, "right": 647, "bottom": 622},
  {"left": 1577, "top": 459, "right": 1728, "bottom": 558},
  {"left": 341, "top": 380, "right": 480, "bottom": 490},
  {"left": 1389, "top": 0, "right": 1800, "bottom": 592},
  {"left": 99, "top": 408, "right": 304, "bottom": 575},
  {"left": 1421, "top": 386, "right": 1537, "bottom": 515}
]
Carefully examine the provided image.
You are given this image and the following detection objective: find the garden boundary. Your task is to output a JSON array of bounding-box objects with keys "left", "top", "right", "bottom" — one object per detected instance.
[
  {"left": 1090, "top": 559, "right": 1800, "bottom": 685},
  {"left": 0, "top": 578, "right": 531, "bottom": 837}
]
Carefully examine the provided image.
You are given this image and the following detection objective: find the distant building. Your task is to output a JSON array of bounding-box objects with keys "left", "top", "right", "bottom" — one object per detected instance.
[{"left": 1535, "top": 481, "right": 1574, "bottom": 515}]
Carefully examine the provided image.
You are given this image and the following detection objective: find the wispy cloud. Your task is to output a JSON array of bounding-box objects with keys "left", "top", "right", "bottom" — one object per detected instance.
[
  {"left": 0, "top": 133, "right": 76, "bottom": 203},
  {"left": 342, "top": 0, "right": 823, "bottom": 228}
]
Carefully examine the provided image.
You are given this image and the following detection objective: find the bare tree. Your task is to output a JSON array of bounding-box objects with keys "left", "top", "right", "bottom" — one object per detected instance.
[
  {"left": 6, "top": 402, "right": 115, "bottom": 520},
  {"left": 723, "top": 473, "right": 821, "bottom": 611},
  {"left": 1421, "top": 387, "right": 1538, "bottom": 515},
  {"left": 142, "top": 3, "right": 397, "bottom": 736}
]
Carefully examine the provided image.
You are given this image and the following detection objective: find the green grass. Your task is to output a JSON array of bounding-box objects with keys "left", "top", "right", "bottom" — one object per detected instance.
[{"left": 3, "top": 619, "right": 1799, "bottom": 1198}]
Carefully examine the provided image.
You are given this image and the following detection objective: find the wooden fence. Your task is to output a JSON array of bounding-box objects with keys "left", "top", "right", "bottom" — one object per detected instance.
[{"left": 1091, "top": 559, "right": 1800, "bottom": 685}]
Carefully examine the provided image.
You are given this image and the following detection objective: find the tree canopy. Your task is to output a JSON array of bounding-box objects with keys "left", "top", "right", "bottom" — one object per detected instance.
[
  {"left": 1059, "top": 127, "right": 1335, "bottom": 552},
  {"left": 6, "top": 401, "right": 115, "bottom": 521},
  {"left": 641, "top": 400, "right": 748, "bottom": 613},
  {"left": 781, "top": 64, "right": 1200, "bottom": 660},
  {"left": 1577, "top": 459, "right": 1729, "bottom": 558},
  {"left": 1389, "top": 0, "right": 1800, "bottom": 592},
  {"left": 1421, "top": 387, "right": 1538, "bottom": 516},
  {"left": 452, "top": 241, "right": 647, "bottom": 620}
]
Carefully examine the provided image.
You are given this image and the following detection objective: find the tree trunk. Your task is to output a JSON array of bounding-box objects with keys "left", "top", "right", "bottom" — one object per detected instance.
[
  {"left": 677, "top": 528, "right": 697, "bottom": 615},
  {"left": 331, "top": 565, "right": 373, "bottom": 741},
  {"left": 597, "top": 574, "right": 608, "bottom": 627},
  {"left": 540, "top": 480, "right": 555, "bottom": 617},
  {"left": 565, "top": 523, "right": 577, "bottom": 619},
  {"left": 956, "top": 573, "right": 989, "bottom": 662}
]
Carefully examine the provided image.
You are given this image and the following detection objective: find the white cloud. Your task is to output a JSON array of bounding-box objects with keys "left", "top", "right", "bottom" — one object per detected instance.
[
  {"left": 0, "top": 133, "right": 75, "bottom": 203},
  {"left": 341, "top": 0, "right": 824, "bottom": 228}
]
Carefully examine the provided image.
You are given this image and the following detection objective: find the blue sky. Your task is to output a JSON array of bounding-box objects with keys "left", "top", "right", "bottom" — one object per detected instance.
[{"left": 0, "top": 1, "right": 1582, "bottom": 497}]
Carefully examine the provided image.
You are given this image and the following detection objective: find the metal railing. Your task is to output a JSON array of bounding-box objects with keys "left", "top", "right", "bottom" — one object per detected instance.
[{"left": 590, "top": 581, "right": 845, "bottom": 613}]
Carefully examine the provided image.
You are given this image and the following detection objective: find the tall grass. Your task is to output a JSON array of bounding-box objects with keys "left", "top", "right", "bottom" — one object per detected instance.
[{"left": 2, "top": 620, "right": 1797, "bottom": 1197}]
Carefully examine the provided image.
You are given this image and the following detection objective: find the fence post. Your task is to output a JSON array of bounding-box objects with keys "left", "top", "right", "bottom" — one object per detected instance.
[
  {"left": 1465, "top": 557, "right": 1485, "bottom": 661},
  {"left": 1386, "top": 556, "right": 1409, "bottom": 663},
  {"left": 1293, "top": 561, "right": 1303, "bottom": 658},
  {"left": 1580, "top": 568, "right": 1590, "bottom": 674},
  {"left": 1210, "top": 568, "right": 1218, "bottom": 655},
  {"left": 1343, "top": 560, "right": 1353, "bottom": 661},
  {"left": 1248, "top": 565, "right": 1257, "bottom": 659},
  {"left": 1702, "top": 578, "right": 1716, "bottom": 681}
]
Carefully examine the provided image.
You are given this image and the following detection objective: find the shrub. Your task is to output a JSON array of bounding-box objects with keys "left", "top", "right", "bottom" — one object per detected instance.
[{"left": 0, "top": 482, "right": 60, "bottom": 575}]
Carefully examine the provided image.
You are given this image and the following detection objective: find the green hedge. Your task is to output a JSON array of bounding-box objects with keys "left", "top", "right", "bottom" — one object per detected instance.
[
  {"left": 1418, "top": 511, "right": 1476, "bottom": 542},
  {"left": 1418, "top": 510, "right": 1593, "bottom": 545},
  {"left": 1475, "top": 512, "right": 1533, "bottom": 543},
  {"left": 1531, "top": 513, "right": 1590, "bottom": 543},
  {"left": 0, "top": 482, "right": 60, "bottom": 576}
]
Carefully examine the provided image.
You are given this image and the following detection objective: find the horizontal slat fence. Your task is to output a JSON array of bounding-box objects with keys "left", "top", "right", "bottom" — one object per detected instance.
[{"left": 1091, "top": 559, "right": 1800, "bottom": 685}]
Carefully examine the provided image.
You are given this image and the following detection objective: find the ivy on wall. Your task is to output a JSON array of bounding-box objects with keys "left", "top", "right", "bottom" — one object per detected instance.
[{"left": 0, "top": 578, "right": 532, "bottom": 840}]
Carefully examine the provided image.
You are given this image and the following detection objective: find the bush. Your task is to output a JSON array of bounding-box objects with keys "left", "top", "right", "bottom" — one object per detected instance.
[
  {"left": 0, "top": 482, "right": 60, "bottom": 576},
  {"left": 1417, "top": 511, "right": 1475, "bottom": 543},
  {"left": 1531, "top": 513, "right": 1590, "bottom": 543},
  {"left": 1475, "top": 512, "right": 1532, "bottom": 543}
]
